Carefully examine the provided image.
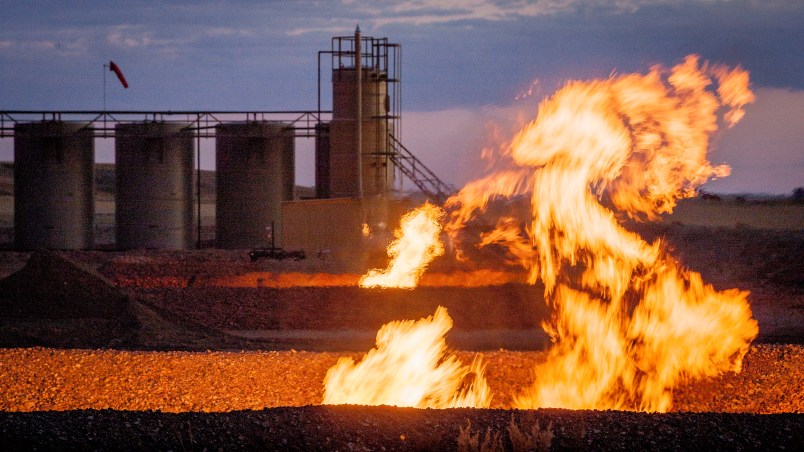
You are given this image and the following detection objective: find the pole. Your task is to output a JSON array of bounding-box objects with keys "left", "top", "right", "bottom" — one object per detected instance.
[
  {"left": 103, "top": 63, "right": 107, "bottom": 111},
  {"left": 196, "top": 115, "right": 202, "bottom": 249},
  {"left": 355, "top": 25, "right": 363, "bottom": 198}
]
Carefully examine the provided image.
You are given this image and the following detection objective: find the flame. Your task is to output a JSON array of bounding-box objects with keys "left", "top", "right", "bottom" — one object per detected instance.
[
  {"left": 322, "top": 306, "right": 491, "bottom": 408},
  {"left": 359, "top": 203, "right": 446, "bottom": 288},
  {"left": 445, "top": 54, "right": 758, "bottom": 411},
  {"left": 516, "top": 78, "right": 540, "bottom": 100}
]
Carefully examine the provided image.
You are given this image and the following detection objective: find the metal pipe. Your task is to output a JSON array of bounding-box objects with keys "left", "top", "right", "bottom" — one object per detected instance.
[
  {"left": 355, "top": 25, "right": 363, "bottom": 198},
  {"left": 317, "top": 51, "right": 323, "bottom": 123},
  {"left": 196, "top": 114, "right": 202, "bottom": 249}
]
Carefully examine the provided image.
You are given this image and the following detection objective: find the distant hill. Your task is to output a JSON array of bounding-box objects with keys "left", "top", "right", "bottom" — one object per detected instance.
[{"left": 0, "top": 162, "right": 315, "bottom": 201}]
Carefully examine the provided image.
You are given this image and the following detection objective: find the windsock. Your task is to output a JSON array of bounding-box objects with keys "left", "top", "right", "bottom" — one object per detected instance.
[{"left": 109, "top": 61, "right": 128, "bottom": 88}]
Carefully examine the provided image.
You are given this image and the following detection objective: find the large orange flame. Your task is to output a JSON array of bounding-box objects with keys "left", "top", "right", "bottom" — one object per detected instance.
[
  {"left": 331, "top": 54, "right": 758, "bottom": 412},
  {"left": 359, "top": 203, "right": 446, "bottom": 288},
  {"left": 322, "top": 306, "right": 491, "bottom": 408},
  {"left": 445, "top": 55, "right": 758, "bottom": 411}
]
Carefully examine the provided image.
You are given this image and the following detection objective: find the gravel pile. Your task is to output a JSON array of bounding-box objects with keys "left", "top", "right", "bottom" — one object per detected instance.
[{"left": 0, "top": 251, "right": 139, "bottom": 348}]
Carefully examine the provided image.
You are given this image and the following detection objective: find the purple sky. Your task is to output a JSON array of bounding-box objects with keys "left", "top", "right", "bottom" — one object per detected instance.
[{"left": 1, "top": 0, "right": 801, "bottom": 194}]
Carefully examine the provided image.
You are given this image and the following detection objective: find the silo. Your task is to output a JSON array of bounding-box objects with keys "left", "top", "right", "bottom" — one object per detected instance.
[
  {"left": 115, "top": 122, "right": 194, "bottom": 250},
  {"left": 215, "top": 122, "right": 294, "bottom": 249},
  {"left": 13, "top": 121, "right": 94, "bottom": 250},
  {"left": 329, "top": 67, "right": 394, "bottom": 198}
]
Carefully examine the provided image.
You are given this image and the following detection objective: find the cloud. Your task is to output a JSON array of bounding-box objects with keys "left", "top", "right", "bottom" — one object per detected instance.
[
  {"left": 290, "top": 0, "right": 679, "bottom": 33},
  {"left": 286, "top": 24, "right": 355, "bottom": 37},
  {"left": 0, "top": 35, "right": 89, "bottom": 57},
  {"left": 204, "top": 27, "right": 255, "bottom": 38},
  {"left": 107, "top": 30, "right": 152, "bottom": 48},
  {"left": 354, "top": 0, "right": 684, "bottom": 28},
  {"left": 105, "top": 25, "right": 195, "bottom": 52}
]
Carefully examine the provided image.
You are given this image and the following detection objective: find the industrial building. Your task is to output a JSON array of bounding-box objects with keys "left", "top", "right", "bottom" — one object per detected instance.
[{"left": 0, "top": 30, "right": 454, "bottom": 269}]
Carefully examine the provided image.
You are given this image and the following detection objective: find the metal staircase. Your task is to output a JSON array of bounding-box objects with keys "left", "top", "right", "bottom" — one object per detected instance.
[{"left": 388, "top": 134, "right": 457, "bottom": 205}]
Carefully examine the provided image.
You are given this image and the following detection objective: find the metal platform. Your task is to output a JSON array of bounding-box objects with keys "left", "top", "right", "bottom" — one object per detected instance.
[{"left": 0, "top": 110, "right": 330, "bottom": 138}]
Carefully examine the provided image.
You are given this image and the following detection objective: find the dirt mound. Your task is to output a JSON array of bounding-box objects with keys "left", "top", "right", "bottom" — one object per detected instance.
[
  {"left": 133, "top": 285, "right": 549, "bottom": 331},
  {"left": 0, "top": 251, "right": 139, "bottom": 348}
]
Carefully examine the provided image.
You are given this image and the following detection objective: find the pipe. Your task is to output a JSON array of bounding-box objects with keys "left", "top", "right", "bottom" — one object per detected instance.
[
  {"left": 196, "top": 114, "right": 202, "bottom": 249},
  {"left": 355, "top": 25, "right": 363, "bottom": 198}
]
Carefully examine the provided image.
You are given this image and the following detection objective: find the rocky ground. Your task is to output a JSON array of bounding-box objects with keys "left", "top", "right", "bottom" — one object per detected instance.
[
  {"left": 0, "top": 345, "right": 802, "bottom": 450},
  {"left": 0, "top": 346, "right": 802, "bottom": 413},
  {"left": 0, "top": 223, "right": 801, "bottom": 450},
  {"left": 2, "top": 407, "right": 801, "bottom": 451}
]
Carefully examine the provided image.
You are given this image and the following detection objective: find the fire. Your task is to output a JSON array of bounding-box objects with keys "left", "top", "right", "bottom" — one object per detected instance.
[
  {"left": 444, "top": 54, "right": 758, "bottom": 411},
  {"left": 322, "top": 306, "right": 491, "bottom": 408},
  {"left": 359, "top": 203, "right": 446, "bottom": 289},
  {"left": 332, "top": 54, "right": 757, "bottom": 412}
]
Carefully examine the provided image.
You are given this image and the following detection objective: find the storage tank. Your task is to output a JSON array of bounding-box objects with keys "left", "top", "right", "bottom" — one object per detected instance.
[
  {"left": 215, "top": 121, "right": 294, "bottom": 249},
  {"left": 114, "top": 122, "right": 194, "bottom": 250},
  {"left": 13, "top": 121, "right": 94, "bottom": 250},
  {"left": 329, "top": 67, "right": 394, "bottom": 198}
]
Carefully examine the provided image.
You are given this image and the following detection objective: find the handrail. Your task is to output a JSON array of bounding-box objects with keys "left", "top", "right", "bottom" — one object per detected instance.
[
  {"left": 388, "top": 134, "right": 456, "bottom": 204},
  {"left": 0, "top": 110, "right": 333, "bottom": 138}
]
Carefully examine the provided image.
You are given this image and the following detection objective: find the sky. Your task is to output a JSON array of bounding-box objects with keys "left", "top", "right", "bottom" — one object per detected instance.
[{"left": 0, "top": 0, "right": 802, "bottom": 194}]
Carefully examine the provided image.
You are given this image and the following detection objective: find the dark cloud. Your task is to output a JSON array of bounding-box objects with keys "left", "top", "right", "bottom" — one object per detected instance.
[{"left": 1, "top": 0, "right": 801, "bottom": 110}]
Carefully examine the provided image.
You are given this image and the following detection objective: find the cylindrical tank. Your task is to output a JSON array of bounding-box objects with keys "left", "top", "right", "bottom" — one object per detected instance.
[
  {"left": 330, "top": 67, "right": 393, "bottom": 198},
  {"left": 13, "top": 121, "right": 94, "bottom": 250},
  {"left": 215, "top": 122, "right": 294, "bottom": 249},
  {"left": 315, "top": 122, "right": 331, "bottom": 199},
  {"left": 114, "top": 122, "right": 194, "bottom": 250}
]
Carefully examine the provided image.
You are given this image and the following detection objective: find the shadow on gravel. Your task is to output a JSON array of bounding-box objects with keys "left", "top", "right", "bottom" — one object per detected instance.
[{"left": 1, "top": 406, "right": 801, "bottom": 451}]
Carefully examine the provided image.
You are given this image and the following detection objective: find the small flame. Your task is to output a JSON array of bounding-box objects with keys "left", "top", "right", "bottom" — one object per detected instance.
[
  {"left": 359, "top": 203, "right": 445, "bottom": 289},
  {"left": 516, "top": 78, "right": 540, "bottom": 100},
  {"left": 361, "top": 223, "right": 371, "bottom": 237},
  {"left": 322, "top": 306, "right": 491, "bottom": 408}
]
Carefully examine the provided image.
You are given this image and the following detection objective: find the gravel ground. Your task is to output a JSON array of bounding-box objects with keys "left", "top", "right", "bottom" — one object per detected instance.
[
  {"left": 0, "top": 345, "right": 801, "bottom": 413},
  {"left": 0, "top": 223, "right": 801, "bottom": 450},
  {"left": 0, "top": 345, "right": 802, "bottom": 450}
]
